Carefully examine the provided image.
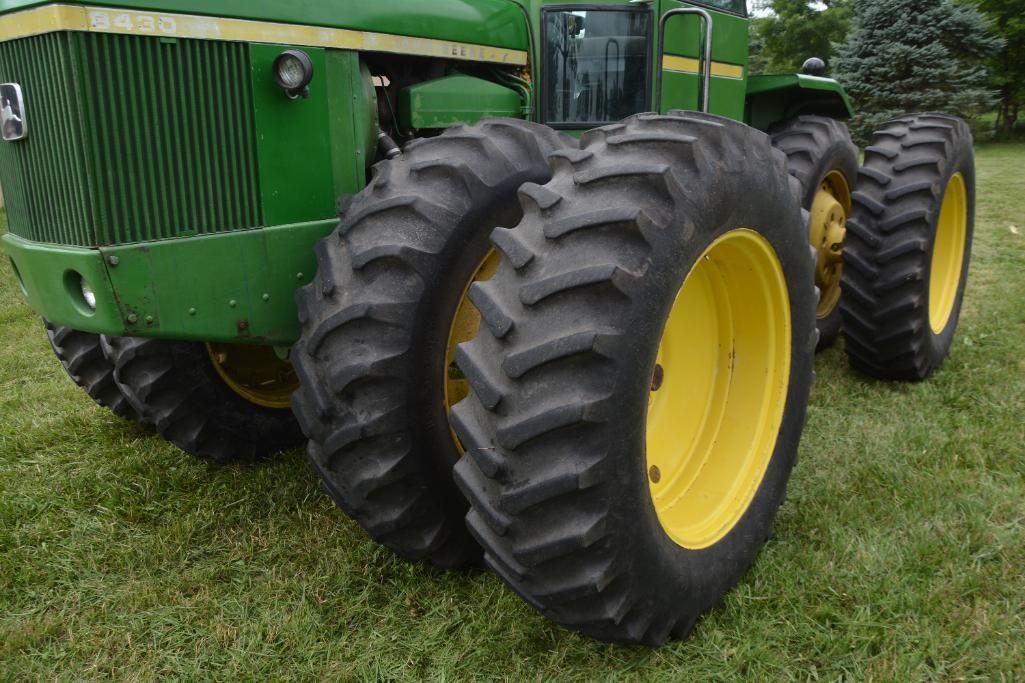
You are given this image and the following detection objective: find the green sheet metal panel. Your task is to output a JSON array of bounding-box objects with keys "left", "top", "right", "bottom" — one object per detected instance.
[
  {"left": 400, "top": 74, "right": 521, "bottom": 130},
  {"left": 5, "top": 219, "right": 339, "bottom": 344},
  {"left": 2, "top": 233, "right": 124, "bottom": 333},
  {"left": 0, "top": 0, "right": 530, "bottom": 51},
  {"left": 657, "top": 1, "right": 748, "bottom": 120},
  {"left": 250, "top": 43, "right": 336, "bottom": 226},
  {"left": 99, "top": 220, "right": 336, "bottom": 344},
  {"left": 745, "top": 74, "right": 854, "bottom": 130},
  {"left": 327, "top": 54, "right": 376, "bottom": 198}
]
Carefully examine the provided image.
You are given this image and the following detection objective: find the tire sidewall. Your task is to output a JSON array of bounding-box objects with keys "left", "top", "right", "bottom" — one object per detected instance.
[
  {"left": 605, "top": 179, "right": 816, "bottom": 612},
  {"left": 924, "top": 140, "right": 976, "bottom": 366}
]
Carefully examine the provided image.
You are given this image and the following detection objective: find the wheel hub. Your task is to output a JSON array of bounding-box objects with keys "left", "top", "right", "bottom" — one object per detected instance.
[
  {"left": 646, "top": 229, "right": 791, "bottom": 550},
  {"left": 928, "top": 172, "right": 968, "bottom": 334},
  {"left": 810, "top": 171, "right": 852, "bottom": 320},
  {"left": 444, "top": 249, "right": 501, "bottom": 451},
  {"left": 206, "top": 342, "right": 299, "bottom": 409}
]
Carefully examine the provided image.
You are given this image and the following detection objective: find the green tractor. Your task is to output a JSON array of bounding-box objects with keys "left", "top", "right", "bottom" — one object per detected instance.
[{"left": 0, "top": 0, "right": 974, "bottom": 645}]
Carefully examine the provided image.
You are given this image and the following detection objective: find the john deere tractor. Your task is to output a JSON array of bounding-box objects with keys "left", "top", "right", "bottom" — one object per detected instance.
[{"left": 0, "top": 0, "right": 974, "bottom": 645}]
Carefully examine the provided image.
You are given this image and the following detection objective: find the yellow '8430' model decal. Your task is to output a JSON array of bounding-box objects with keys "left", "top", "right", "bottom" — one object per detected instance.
[{"left": 0, "top": 4, "right": 529, "bottom": 66}]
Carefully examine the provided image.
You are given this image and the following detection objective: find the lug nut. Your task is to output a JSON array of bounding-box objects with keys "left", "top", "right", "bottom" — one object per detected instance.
[{"left": 651, "top": 364, "right": 664, "bottom": 392}]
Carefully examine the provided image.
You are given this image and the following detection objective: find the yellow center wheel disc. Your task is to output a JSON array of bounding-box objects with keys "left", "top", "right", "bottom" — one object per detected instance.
[
  {"left": 206, "top": 342, "right": 300, "bottom": 409},
  {"left": 646, "top": 229, "right": 792, "bottom": 550},
  {"left": 809, "top": 170, "right": 852, "bottom": 320},
  {"left": 928, "top": 173, "right": 968, "bottom": 334}
]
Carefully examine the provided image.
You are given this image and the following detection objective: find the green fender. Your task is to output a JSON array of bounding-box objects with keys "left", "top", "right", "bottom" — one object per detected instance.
[{"left": 745, "top": 74, "right": 855, "bottom": 132}]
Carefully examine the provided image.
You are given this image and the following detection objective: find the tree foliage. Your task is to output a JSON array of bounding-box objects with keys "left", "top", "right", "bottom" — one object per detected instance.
[
  {"left": 832, "top": 0, "right": 1003, "bottom": 142},
  {"left": 752, "top": 0, "right": 853, "bottom": 75},
  {"left": 971, "top": 0, "right": 1025, "bottom": 134}
]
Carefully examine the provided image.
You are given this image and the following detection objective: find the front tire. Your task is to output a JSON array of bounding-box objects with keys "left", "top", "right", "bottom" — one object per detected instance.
[
  {"left": 103, "top": 337, "right": 304, "bottom": 463},
  {"left": 452, "top": 112, "right": 817, "bottom": 645},
  {"left": 44, "top": 322, "right": 140, "bottom": 422}
]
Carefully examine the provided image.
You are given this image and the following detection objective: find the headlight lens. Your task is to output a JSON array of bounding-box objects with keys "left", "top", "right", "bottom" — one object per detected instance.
[
  {"left": 80, "top": 276, "right": 97, "bottom": 311},
  {"left": 272, "top": 50, "right": 314, "bottom": 96}
]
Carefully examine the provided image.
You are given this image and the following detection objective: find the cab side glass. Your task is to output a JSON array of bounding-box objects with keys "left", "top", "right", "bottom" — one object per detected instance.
[{"left": 542, "top": 9, "right": 652, "bottom": 127}]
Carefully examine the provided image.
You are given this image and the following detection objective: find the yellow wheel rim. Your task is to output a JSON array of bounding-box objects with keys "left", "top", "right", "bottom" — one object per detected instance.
[
  {"left": 646, "top": 229, "right": 792, "bottom": 550},
  {"left": 929, "top": 173, "right": 968, "bottom": 334},
  {"left": 809, "top": 170, "right": 851, "bottom": 320},
  {"left": 206, "top": 342, "right": 300, "bottom": 409},
  {"left": 444, "top": 249, "right": 501, "bottom": 450}
]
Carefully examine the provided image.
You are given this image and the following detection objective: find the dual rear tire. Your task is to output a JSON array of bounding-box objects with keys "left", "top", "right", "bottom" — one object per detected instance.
[
  {"left": 290, "top": 120, "right": 573, "bottom": 567},
  {"left": 451, "top": 112, "right": 817, "bottom": 645},
  {"left": 841, "top": 113, "right": 975, "bottom": 379}
]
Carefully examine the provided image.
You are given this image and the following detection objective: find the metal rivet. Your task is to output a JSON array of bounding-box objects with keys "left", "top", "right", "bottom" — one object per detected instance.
[
  {"left": 126, "top": 313, "right": 138, "bottom": 324},
  {"left": 296, "top": 272, "right": 304, "bottom": 280},
  {"left": 188, "top": 307, "right": 197, "bottom": 316},
  {"left": 238, "top": 320, "right": 249, "bottom": 331},
  {"left": 107, "top": 255, "right": 119, "bottom": 266},
  {"left": 229, "top": 299, "right": 237, "bottom": 308},
  {"left": 145, "top": 315, "right": 154, "bottom": 324},
  {"left": 649, "top": 465, "right": 661, "bottom": 483},
  {"left": 262, "top": 293, "right": 270, "bottom": 302}
]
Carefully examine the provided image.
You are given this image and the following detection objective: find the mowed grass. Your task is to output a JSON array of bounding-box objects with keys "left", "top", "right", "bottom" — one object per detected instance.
[{"left": 1, "top": 144, "right": 1023, "bottom": 680}]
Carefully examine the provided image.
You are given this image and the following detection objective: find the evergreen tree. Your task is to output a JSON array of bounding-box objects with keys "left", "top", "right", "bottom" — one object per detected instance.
[{"left": 833, "top": 0, "right": 1002, "bottom": 143}]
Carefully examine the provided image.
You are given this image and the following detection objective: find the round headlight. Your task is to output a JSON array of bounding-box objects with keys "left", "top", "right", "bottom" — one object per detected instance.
[
  {"left": 80, "top": 276, "right": 97, "bottom": 311},
  {"left": 273, "top": 49, "right": 314, "bottom": 96}
]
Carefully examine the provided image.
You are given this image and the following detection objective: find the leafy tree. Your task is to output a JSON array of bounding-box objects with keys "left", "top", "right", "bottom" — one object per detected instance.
[
  {"left": 747, "top": 14, "right": 772, "bottom": 75},
  {"left": 970, "top": 0, "right": 1025, "bottom": 135},
  {"left": 833, "top": 0, "right": 1003, "bottom": 142},
  {"left": 754, "top": 0, "right": 853, "bottom": 74}
]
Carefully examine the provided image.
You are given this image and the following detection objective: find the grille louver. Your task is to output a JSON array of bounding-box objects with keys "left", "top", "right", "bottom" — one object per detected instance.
[{"left": 0, "top": 32, "right": 263, "bottom": 247}]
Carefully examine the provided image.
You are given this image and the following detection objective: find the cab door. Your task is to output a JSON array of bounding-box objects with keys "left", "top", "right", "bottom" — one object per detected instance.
[{"left": 655, "top": 0, "right": 749, "bottom": 120}]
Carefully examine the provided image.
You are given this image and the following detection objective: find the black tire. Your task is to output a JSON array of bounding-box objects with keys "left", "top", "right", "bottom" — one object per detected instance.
[
  {"left": 770, "top": 115, "right": 859, "bottom": 349},
  {"left": 841, "top": 113, "right": 975, "bottom": 380},
  {"left": 291, "top": 119, "right": 573, "bottom": 568},
  {"left": 102, "top": 336, "right": 305, "bottom": 463},
  {"left": 451, "top": 112, "right": 817, "bottom": 645},
  {"left": 44, "top": 322, "right": 141, "bottom": 422}
]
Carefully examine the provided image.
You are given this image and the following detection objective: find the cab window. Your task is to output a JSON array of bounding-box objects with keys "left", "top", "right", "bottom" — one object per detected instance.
[
  {"left": 542, "top": 8, "right": 653, "bottom": 127},
  {"left": 692, "top": 0, "right": 747, "bottom": 16}
]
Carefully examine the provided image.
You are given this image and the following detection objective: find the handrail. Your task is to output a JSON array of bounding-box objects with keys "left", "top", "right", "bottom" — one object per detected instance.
[{"left": 656, "top": 7, "right": 714, "bottom": 113}]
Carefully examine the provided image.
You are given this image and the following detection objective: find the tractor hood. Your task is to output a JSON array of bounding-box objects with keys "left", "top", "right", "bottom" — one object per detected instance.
[{"left": 0, "top": 0, "right": 529, "bottom": 50}]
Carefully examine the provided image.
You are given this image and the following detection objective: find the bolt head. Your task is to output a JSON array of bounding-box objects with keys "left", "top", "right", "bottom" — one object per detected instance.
[{"left": 651, "top": 363, "right": 665, "bottom": 392}]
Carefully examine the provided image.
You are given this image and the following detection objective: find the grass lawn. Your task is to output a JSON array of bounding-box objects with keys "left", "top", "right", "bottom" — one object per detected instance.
[{"left": 1, "top": 144, "right": 1023, "bottom": 680}]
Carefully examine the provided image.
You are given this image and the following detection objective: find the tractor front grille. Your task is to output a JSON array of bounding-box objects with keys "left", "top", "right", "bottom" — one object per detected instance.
[{"left": 0, "top": 32, "right": 263, "bottom": 247}]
